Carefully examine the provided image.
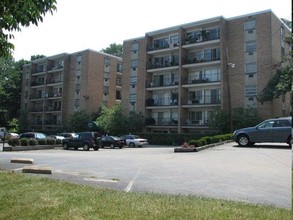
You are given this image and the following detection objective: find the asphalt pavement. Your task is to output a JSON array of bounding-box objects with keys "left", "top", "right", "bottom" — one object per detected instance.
[{"left": 0, "top": 142, "right": 291, "bottom": 209}]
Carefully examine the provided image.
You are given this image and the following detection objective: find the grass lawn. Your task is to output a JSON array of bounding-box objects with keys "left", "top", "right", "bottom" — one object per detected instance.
[{"left": 0, "top": 171, "right": 291, "bottom": 219}]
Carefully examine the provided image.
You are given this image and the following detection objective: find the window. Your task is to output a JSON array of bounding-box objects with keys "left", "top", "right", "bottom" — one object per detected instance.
[
  {"left": 104, "top": 57, "right": 110, "bottom": 66},
  {"left": 131, "top": 43, "right": 139, "bottom": 51},
  {"left": 117, "top": 63, "right": 123, "bottom": 73},
  {"left": 244, "top": 85, "right": 257, "bottom": 97},
  {"left": 245, "top": 63, "right": 257, "bottom": 74},
  {"left": 244, "top": 19, "right": 256, "bottom": 31},
  {"left": 169, "top": 35, "right": 179, "bottom": 46},
  {"left": 204, "top": 68, "right": 221, "bottom": 82},
  {"left": 204, "top": 48, "right": 220, "bottom": 61},
  {"left": 153, "top": 37, "right": 169, "bottom": 49},
  {"left": 130, "top": 93, "right": 136, "bottom": 102},
  {"left": 131, "top": 59, "right": 138, "bottom": 69},
  {"left": 130, "top": 76, "right": 137, "bottom": 85},
  {"left": 246, "top": 41, "right": 256, "bottom": 54}
]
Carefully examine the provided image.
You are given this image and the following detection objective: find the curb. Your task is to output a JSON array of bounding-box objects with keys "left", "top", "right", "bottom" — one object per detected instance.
[
  {"left": 22, "top": 166, "right": 53, "bottom": 174},
  {"left": 11, "top": 158, "right": 34, "bottom": 164},
  {"left": 174, "top": 140, "right": 233, "bottom": 153}
]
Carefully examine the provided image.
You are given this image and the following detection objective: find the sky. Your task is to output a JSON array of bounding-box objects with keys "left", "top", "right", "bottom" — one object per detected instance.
[{"left": 11, "top": 0, "right": 292, "bottom": 61}]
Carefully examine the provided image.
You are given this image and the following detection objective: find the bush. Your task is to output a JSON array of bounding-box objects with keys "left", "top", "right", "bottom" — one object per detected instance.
[
  {"left": 19, "top": 138, "right": 29, "bottom": 146},
  {"left": 189, "top": 133, "right": 233, "bottom": 147},
  {"left": 8, "top": 137, "right": 19, "bottom": 147},
  {"left": 47, "top": 138, "right": 56, "bottom": 145},
  {"left": 38, "top": 138, "right": 47, "bottom": 145},
  {"left": 29, "top": 138, "right": 37, "bottom": 146}
]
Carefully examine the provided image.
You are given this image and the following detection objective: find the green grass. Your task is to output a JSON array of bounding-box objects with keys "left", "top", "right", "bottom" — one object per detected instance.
[{"left": 0, "top": 171, "right": 291, "bottom": 219}]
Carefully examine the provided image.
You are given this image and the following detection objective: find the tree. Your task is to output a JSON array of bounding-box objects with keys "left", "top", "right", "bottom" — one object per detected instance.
[
  {"left": 126, "top": 111, "right": 144, "bottom": 133},
  {"left": 0, "top": 0, "right": 57, "bottom": 57},
  {"left": 67, "top": 111, "right": 90, "bottom": 132},
  {"left": 96, "top": 105, "right": 127, "bottom": 135},
  {"left": 258, "top": 33, "right": 292, "bottom": 103},
  {"left": 100, "top": 43, "right": 123, "bottom": 57},
  {"left": 0, "top": 58, "right": 28, "bottom": 126}
]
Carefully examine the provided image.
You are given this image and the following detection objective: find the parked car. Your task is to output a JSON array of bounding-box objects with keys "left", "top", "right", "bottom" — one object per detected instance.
[
  {"left": 97, "top": 135, "right": 126, "bottom": 149},
  {"left": 19, "top": 132, "right": 47, "bottom": 139},
  {"left": 6, "top": 132, "right": 19, "bottom": 139},
  {"left": 62, "top": 132, "right": 99, "bottom": 151},
  {"left": 59, "top": 133, "right": 77, "bottom": 139},
  {"left": 48, "top": 135, "right": 65, "bottom": 140},
  {"left": 232, "top": 117, "right": 292, "bottom": 147},
  {"left": 120, "top": 134, "right": 149, "bottom": 147}
]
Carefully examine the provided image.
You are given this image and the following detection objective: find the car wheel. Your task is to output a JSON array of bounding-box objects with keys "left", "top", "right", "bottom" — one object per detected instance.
[
  {"left": 63, "top": 143, "right": 68, "bottom": 150},
  {"left": 83, "top": 144, "right": 90, "bottom": 151},
  {"left": 93, "top": 146, "right": 99, "bottom": 151},
  {"left": 110, "top": 144, "right": 115, "bottom": 149},
  {"left": 237, "top": 134, "right": 250, "bottom": 147},
  {"left": 129, "top": 142, "right": 135, "bottom": 148}
]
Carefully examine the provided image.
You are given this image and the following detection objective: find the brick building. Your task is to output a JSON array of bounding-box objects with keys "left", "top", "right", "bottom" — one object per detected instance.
[
  {"left": 121, "top": 10, "right": 291, "bottom": 133},
  {"left": 21, "top": 49, "right": 122, "bottom": 132}
]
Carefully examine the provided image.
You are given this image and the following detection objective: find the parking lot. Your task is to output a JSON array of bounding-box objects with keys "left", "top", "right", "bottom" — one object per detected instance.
[{"left": 0, "top": 142, "right": 291, "bottom": 209}]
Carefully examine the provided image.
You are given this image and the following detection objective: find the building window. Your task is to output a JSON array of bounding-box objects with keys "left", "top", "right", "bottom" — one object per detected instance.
[
  {"left": 131, "top": 43, "right": 139, "bottom": 53},
  {"left": 130, "top": 93, "right": 136, "bottom": 103},
  {"left": 245, "top": 62, "right": 257, "bottom": 74},
  {"left": 244, "top": 19, "right": 256, "bottom": 31},
  {"left": 130, "top": 76, "right": 137, "bottom": 85},
  {"left": 104, "top": 57, "right": 110, "bottom": 66},
  {"left": 131, "top": 59, "right": 138, "bottom": 69},
  {"left": 116, "top": 91, "right": 121, "bottom": 100},
  {"left": 246, "top": 41, "right": 256, "bottom": 54},
  {"left": 244, "top": 85, "right": 257, "bottom": 97},
  {"left": 117, "top": 63, "right": 123, "bottom": 73}
]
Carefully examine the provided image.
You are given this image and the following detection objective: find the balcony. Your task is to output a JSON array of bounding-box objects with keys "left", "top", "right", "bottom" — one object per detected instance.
[
  {"left": 146, "top": 117, "right": 179, "bottom": 126},
  {"left": 30, "top": 107, "right": 44, "bottom": 112},
  {"left": 146, "top": 98, "right": 178, "bottom": 107},
  {"left": 147, "top": 60, "right": 179, "bottom": 70},
  {"left": 31, "top": 81, "right": 45, "bottom": 87},
  {"left": 45, "top": 106, "right": 61, "bottom": 111},
  {"left": 182, "top": 97, "right": 221, "bottom": 106},
  {"left": 182, "top": 78, "right": 220, "bottom": 86}
]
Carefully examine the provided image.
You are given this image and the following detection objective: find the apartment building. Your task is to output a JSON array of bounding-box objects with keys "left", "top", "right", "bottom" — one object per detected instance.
[
  {"left": 122, "top": 10, "right": 291, "bottom": 133},
  {"left": 21, "top": 49, "right": 123, "bottom": 132}
]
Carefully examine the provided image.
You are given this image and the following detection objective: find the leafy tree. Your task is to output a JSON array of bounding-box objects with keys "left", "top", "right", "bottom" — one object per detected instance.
[
  {"left": 30, "top": 55, "right": 46, "bottom": 61},
  {"left": 67, "top": 111, "right": 90, "bottom": 132},
  {"left": 100, "top": 43, "right": 123, "bottom": 57},
  {"left": 258, "top": 33, "right": 292, "bottom": 103},
  {"left": 0, "top": 0, "right": 57, "bottom": 57},
  {"left": 96, "top": 105, "right": 127, "bottom": 135},
  {"left": 232, "top": 107, "right": 262, "bottom": 130},
  {"left": 210, "top": 108, "right": 230, "bottom": 134},
  {"left": 0, "top": 58, "right": 27, "bottom": 126},
  {"left": 127, "top": 111, "right": 144, "bottom": 133}
]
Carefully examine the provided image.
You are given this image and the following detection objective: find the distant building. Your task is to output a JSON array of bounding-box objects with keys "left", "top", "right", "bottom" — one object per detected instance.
[
  {"left": 21, "top": 49, "right": 122, "bottom": 132},
  {"left": 121, "top": 10, "right": 291, "bottom": 133}
]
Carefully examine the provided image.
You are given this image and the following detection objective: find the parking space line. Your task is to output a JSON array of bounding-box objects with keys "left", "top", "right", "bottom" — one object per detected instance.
[{"left": 124, "top": 168, "right": 142, "bottom": 192}]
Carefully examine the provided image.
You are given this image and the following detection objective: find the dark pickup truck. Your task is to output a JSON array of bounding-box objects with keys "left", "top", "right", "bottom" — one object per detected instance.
[{"left": 62, "top": 132, "right": 99, "bottom": 151}]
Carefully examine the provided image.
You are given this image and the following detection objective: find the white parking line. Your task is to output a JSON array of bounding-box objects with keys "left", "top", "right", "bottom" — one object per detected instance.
[{"left": 124, "top": 168, "right": 142, "bottom": 192}]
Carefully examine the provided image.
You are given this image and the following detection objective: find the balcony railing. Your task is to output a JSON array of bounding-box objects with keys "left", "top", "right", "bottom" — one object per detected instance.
[
  {"left": 146, "top": 98, "right": 178, "bottom": 107},
  {"left": 147, "top": 60, "right": 179, "bottom": 69},
  {"left": 184, "top": 97, "right": 220, "bottom": 105},
  {"left": 146, "top": 117, "right": 179, "bottom": 126},
  {"left": 146, "top": 78, "right": 179, "bottom": 88},
  {"left": 182, "top": 78, "right": 220, "bottom": 85},
  {"left": 184, "top": 118, "right": 210, "bottom": 126},
  {"left": 183, "top": 55, "right": 220, "bottom": 65}
]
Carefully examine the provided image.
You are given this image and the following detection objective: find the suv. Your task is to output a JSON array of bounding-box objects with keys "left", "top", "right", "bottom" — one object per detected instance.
[
  {"left": 62, "top": 132, "right": 99, "bottom": 151},
  {"left": 19, "top": 132, "right": 47, "bottom": 139},
  {"left": 232, "top": 117, "right": 292, "bottom": 147}
]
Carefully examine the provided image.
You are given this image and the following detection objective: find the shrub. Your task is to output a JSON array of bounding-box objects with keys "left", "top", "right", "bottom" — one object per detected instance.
[
  {"left": 8, "top": 137, "right": 19, "bottom": 147},
  {"left": 188, "top": 140, "right": 202, "bottom": 147},
  {"left": 38, "top": 138, "right": 47, "bottom": 145},
  {"left": 29, "top": 138, "right": 37, "bottom": 146},
  {"left": 19, "top": 138, "right": 29, "bottom": 146},
  {"left": 47, "top": 138, "right": 56, "bottom": 145}
]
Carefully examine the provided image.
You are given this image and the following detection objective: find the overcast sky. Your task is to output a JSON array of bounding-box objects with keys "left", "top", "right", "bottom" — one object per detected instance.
[{"left": 11, "top": 0, "right": 292, "bottom": 61}]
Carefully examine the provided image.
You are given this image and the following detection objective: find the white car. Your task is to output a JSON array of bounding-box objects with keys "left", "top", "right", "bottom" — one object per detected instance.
[{"left": 121, "top": 135, "right": 149, "bottom": 148}]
